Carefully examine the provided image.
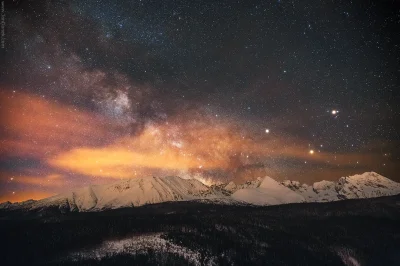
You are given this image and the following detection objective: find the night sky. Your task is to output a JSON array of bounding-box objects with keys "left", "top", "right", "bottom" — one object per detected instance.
[{"left": 1, "top": 0, "right": 399, "bottom": 202}]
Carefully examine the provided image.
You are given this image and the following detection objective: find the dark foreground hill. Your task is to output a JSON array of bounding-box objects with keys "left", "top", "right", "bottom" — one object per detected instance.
[{"left": 1, "top": 195, "right": 400, "bottom": 266}]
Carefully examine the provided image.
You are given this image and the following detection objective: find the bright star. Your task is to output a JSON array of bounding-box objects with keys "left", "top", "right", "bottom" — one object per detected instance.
[
  {"left": 309, "top": 150, "right": 314, "bottom": 154},
  {"left": 265, "top": 129, "right": 270, "bottom": 133},
  {"left": 331, "top": 110, "right": 338, "bottom": 115}
]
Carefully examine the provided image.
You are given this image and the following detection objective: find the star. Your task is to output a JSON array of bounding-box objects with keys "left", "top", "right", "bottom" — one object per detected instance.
[
  {"left": 309, "top": 150, "right": 314, "bottom": 154},
  {"left": 265, "top": 129, "right": 270, "bottom": 133}
]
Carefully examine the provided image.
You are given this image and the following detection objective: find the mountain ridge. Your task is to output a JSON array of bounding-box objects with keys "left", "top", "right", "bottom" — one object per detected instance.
[{"left": 1, "top": 172, "right": 400, "bottom": 212}]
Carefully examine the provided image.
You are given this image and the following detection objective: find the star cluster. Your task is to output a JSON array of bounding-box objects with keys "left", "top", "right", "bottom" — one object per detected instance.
[{"left": 0, "top": 0, "right": 399, "bottom": 202}]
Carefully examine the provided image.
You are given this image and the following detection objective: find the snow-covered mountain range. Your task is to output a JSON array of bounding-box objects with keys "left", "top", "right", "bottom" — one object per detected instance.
[{"left": 1, "top": 172, "right": 399, "bottom": 212}]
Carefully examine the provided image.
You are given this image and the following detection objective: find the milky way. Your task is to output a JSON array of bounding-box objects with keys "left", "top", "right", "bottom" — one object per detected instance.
[{"left": 0, "top": 0, "right": 399, "bottom": 202}]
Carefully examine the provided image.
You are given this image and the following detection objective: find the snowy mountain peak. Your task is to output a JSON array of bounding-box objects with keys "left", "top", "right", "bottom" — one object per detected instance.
[
  {"left": 335, "top": 172, "right": 400, "bottom": 199},
  {"left": 231, "top": 176, "right": 304, "bottom": 205},
  {"left": 259, "top": 176, "right": 283, "bottom": 189},
  {"left": 338, "top": 171, "right": 390, "bottom": 185},
  {"left": 281, "top": 172, "right": 400, "bottom": 202}
]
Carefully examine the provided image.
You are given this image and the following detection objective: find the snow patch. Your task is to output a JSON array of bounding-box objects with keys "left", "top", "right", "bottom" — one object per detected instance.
[
  {"left": 337, "top": 248, "right": 362, "bottom": 266},
  {"left": 68, "top": 233, "right": 203, "bottom": 265}
]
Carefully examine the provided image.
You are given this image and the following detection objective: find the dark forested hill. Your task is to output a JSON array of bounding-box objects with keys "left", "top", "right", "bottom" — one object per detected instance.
[{"left": 1, "top": 195, "right": 400, "bottom": 265}]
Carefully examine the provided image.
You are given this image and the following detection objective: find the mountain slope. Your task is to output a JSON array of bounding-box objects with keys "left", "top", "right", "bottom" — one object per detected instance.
[
  {"left": 14, "top": 176, "right": 211, "bottom": 212},
  {"left": 231, "top": 176, "right": 304, "bottom": 205}
]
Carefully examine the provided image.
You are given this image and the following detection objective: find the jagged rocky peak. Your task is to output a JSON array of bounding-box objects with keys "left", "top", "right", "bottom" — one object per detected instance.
[
  {"left": 224, "top": 181, "right": 237, "bottom": 192},
  {"left": 281, "top": 180, "right": 302, "bottom": 190},
  {"left": 0, "top": 201, "right": 12, "bottom": 209},
  {"left": 223, "top": 177, "right": 263, "bottom": 193},
  {"left": 312, "top": 180, "right": 336, "bottom": 193},
  {"left": 0, "top": 199, "right": 36, "bottom": 210}
]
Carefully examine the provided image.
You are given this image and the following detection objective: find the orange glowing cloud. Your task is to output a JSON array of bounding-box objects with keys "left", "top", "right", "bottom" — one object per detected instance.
[
  {"left": 0, "top": 90, "right": 121, "bottom": 158},
  {"left": 47, "top": 124, "right": 231, "bottom": 178},
  {"left": 47, "top": 115, "right": 389, "bottom": 181},
  {"left": 49, "top": 148, "right": 201, "bottom": 178},
  {"left": 46, "top": 121, "right": 239, "bottom": 178}
]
